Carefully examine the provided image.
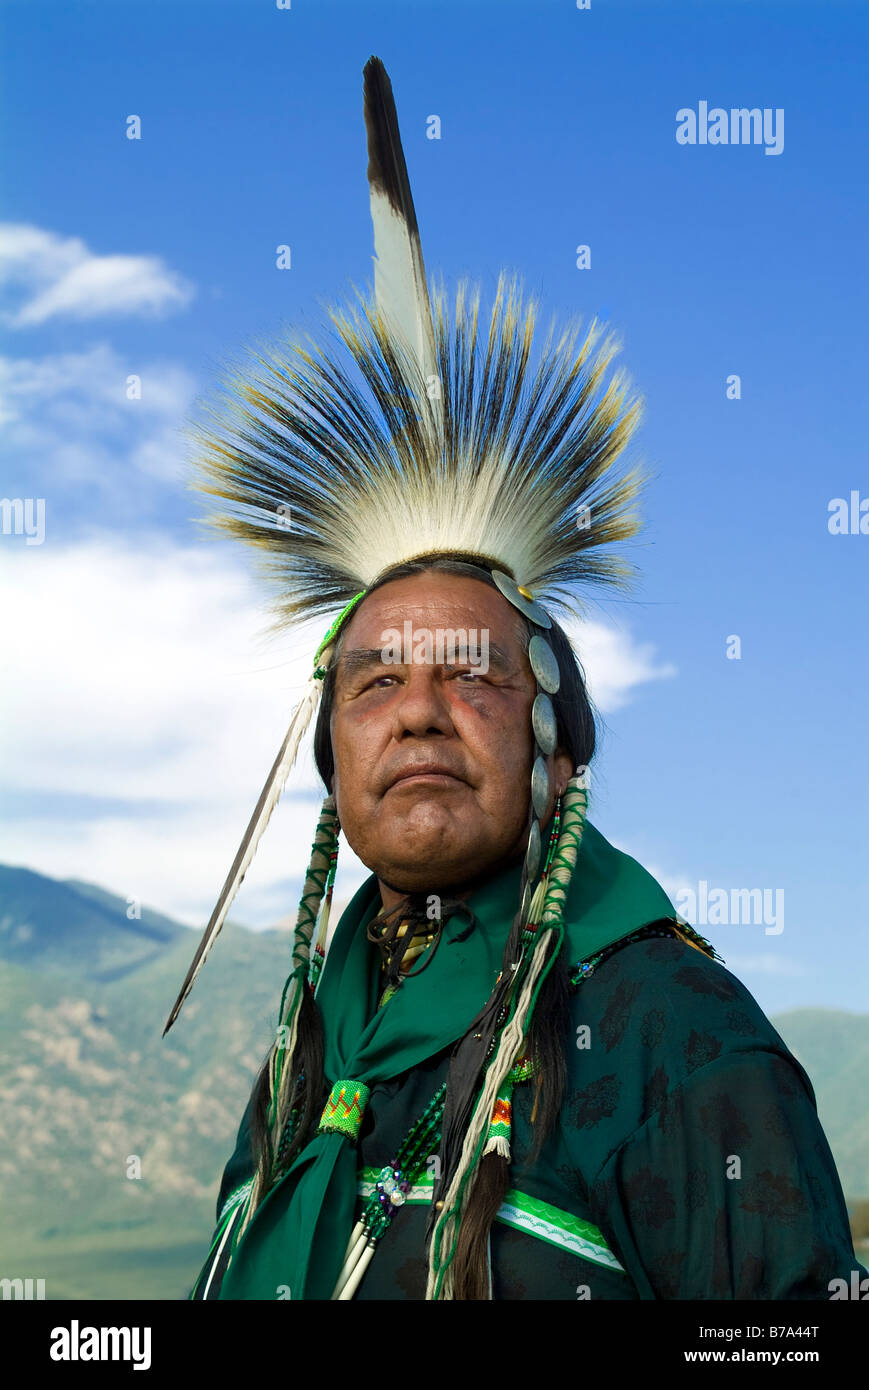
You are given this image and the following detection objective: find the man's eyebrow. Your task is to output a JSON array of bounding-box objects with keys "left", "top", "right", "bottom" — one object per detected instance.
[
  {"left": 337, "top": 648, "right": 393, "bottom": 680},
  {"left": 336, "top": 641, "right": 517, "bottom": 680}
]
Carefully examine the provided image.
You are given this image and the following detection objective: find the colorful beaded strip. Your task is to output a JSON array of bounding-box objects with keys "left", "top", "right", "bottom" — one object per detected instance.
[
  {"left": 318, "top": 1080, "right": 371, "bottom": 1140},
  {"left": 312, "top": 591, "right": 366, "bottom": 679},
  {"left": 568, "top": 917, "right": 721, "bottom": 989},
  {"left": 521, "top": 797, "right": 562, "bottom": 945}
]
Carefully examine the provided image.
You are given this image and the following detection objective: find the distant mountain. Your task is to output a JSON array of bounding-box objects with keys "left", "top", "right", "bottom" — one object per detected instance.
[
  {"left": 0, "top": 865, "right": 187, "bottom": 981},
  {"left": 0, "top": 861, "right": 865, "bottom": 1299},
  {"left": 62, "top": 876, "right": 187, "bottom": 944}
]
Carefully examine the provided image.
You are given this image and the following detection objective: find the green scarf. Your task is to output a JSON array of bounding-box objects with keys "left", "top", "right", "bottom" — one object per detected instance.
[{"left": 218, "top": 820, "right": 673, "bottom": 1300}]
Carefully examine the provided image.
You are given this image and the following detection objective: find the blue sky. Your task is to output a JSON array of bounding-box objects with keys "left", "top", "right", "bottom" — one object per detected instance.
[{"left": 1, "top": 0, "right": 866, "bottom": 1015}]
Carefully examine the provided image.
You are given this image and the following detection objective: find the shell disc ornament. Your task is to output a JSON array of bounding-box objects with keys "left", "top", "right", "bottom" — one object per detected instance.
[
  {"left": 490, "top": 570, "right": 552, "bottom": 630},
  {"left": 531, "top": 693, "right": 558, "bottom": 755},
  {"left": 528, "top": 635, "right": 560, "bottom": 694},
  {"left": 531, "top": 756, "right": 551, "bottom": 820}
]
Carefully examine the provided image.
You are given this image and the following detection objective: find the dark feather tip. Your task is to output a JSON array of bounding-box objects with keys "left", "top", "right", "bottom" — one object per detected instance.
[{"left": 362, "top": 55, "right": 419, "bottom": 232}]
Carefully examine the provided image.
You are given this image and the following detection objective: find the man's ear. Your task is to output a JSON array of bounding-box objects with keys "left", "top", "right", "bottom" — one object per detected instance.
[{"left": 552, "top": 746, "right": 574, "bottom": 795}]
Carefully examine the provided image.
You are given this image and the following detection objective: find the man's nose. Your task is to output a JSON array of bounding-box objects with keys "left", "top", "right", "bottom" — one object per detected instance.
[{"left": 391, "top": 664, "right": 454, "bottom": 738}]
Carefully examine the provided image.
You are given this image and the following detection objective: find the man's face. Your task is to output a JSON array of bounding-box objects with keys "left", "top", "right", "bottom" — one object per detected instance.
[{"left": 330, "top": 571, "right": 573, "bottom": 897}]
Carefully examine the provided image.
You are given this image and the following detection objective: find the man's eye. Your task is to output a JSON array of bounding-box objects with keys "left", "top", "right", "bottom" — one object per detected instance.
[{"left": 360, "top": 669, "right": 486, "bottom": 689}]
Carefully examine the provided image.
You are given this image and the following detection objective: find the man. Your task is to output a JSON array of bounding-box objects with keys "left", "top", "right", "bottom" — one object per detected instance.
[{"left": 166, "top": 59, "right": 866, "bottom": 1300}]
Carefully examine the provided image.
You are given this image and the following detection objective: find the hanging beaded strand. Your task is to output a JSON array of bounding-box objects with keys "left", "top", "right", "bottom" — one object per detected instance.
[
  {"left": 330, "top": 1044, "right": 539, "bottom": 1301},
  {"left": 331, "top": 1082, "right": 448, "bottom": 1300}
]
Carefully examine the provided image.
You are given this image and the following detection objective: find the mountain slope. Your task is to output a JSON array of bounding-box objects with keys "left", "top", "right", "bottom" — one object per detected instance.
[{"left": 0, "top": 864, "right": 187, "bottom": 981}]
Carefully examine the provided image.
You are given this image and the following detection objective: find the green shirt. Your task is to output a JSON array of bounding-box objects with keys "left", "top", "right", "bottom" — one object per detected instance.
[{"left": 194, "top": 824, "right": 865, "bottom": 1299}]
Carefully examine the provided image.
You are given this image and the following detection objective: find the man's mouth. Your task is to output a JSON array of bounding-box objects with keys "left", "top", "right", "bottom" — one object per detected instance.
[{"left": 386, "top": 764, "right": 468, "bottom": 791}]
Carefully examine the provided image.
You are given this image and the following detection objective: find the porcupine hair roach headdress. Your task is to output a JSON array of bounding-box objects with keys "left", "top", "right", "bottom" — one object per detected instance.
[{"left": 165, "top": 56, "right": 646, "bottom": 1300}]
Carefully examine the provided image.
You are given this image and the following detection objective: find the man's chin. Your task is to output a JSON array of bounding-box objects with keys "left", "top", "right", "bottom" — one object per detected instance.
[
  {"left": 369, "top": 839, "right": 521, "bottom": 898},
  {"left": 345, "top": 803, "right": 524, "bottom": 894},
  {"left": 376, "top": 796, "right": 473, "bottom": 847},
  {"left": 371, "top": 854, "right": 470, "bottom": 896},
  {"left": 365, "top": 835, "right": 485, "bottom": 894}
]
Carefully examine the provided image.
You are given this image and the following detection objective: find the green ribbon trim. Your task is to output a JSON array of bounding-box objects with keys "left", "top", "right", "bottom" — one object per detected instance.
[
  {"left": 219, "top": 1179, "right": 254, "bottom": 1223},
  {"left": 218, "top": 1169, "right": 626, "bottom": 1278},
  {"left": 356, "top": 1167, "right": 624, "bottom": 1274}
]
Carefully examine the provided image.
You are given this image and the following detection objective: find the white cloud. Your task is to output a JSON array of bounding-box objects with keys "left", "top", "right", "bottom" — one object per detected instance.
[
  {"left": 0, "top": 342, "right": 197, "bottom": 493},
  {"left": 0, "top": 537, "right": 679, "bottom": 926},
  {"left": 0, "top": 223, "right": 194, "bottom": 327},
  {"left": 0, "top": 343, "right": 194, "bottom": 423},
  {"left": 561, "top": 616, "right": 677, "bottom": 712}
]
